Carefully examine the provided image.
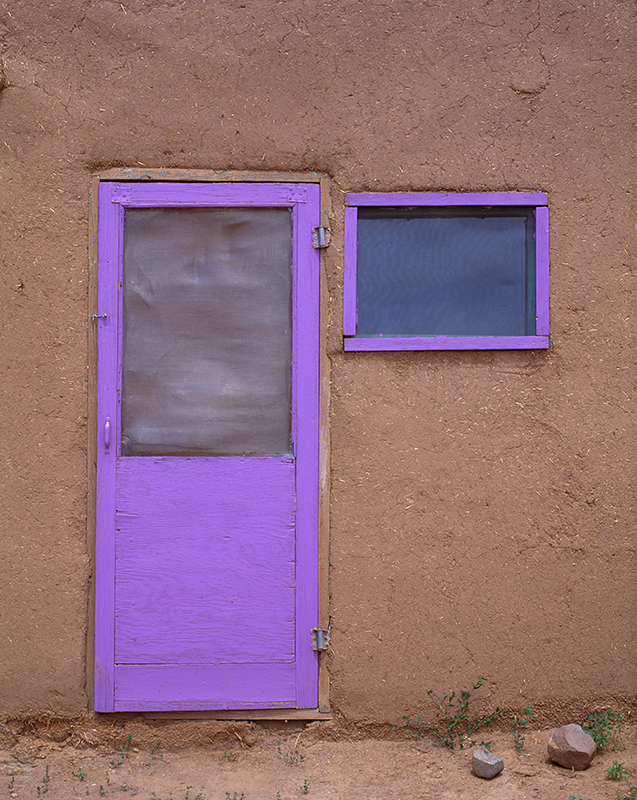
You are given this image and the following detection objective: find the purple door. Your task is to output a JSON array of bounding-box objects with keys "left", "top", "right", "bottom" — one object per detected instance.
[{"left": 95, "top": 182, "right": 321, "bottom": 711}]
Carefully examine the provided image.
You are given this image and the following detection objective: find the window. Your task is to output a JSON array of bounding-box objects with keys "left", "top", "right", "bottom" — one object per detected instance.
[{"left": 343, "top": 192, "right": 549, "bottom": 350}]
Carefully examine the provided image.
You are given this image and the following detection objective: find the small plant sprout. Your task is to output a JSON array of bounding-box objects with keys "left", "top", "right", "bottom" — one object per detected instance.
[
  {"left": 72, "top": 767, "right": 87, "bottom": 781},
  {"left": 224, "top": 793, "right": 245, "bottom": 800},
  {"left": 36, "top": 765, "right": 51, "bottom": 796},
  {"left": 507, "top": 706, "right": 536, "bottom": 754},
  {"left": 219, "top": 750, "right": 238, "bottom": 762},
  {"left": 301, "top": 778, "right": 310, "bottom": 794},
  {"left": 605, "top": 761, "right": 637, "bottom": 800},
  {"left": 111, "top": 733, "right": 133, "bottom": 768},
  {"left": 568, "top": 795, "right": 593, "bottom": 800},
  {"left": 275, "top": 738, "right": 305, "bottom": 765},
  {"left": 609, "top": 761, "right": 630, "bottom": 782},
  {"left": 583, "top": 708, "right": 625, "bottom": 751}
]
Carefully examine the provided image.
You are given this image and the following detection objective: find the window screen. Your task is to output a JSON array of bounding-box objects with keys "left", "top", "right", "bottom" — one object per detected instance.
[{"left": 121, "top": 207, "right": 293, "bottom": 456}]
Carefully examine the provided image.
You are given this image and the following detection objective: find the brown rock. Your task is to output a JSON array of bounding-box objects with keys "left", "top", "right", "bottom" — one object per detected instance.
[{"left": 547, "top": 724, "right": 596, "bottom": 770}]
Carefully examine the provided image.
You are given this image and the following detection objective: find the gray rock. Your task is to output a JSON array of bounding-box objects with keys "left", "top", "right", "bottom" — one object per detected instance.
[
  {"left": 472, "top": 748, "right": 504, "bottom": 779},
  {"left": 547, "top": 724, "right": 596, "bottom": 770}
]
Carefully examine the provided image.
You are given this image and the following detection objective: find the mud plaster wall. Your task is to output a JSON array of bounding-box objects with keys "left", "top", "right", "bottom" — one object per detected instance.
[{"left": 0, "top": 0, "right": 635, "bottom": 721}]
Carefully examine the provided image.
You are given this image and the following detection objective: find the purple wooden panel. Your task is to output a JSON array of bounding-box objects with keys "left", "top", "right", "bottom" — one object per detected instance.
[
  {"left": 115, "top": 457, "right": 295, "bottom": 664},
  {"left": 535, "top": 205, "right": 550, "bottom": 336},
  {"left": 113, "top": 664, "right": 296, "bottom": 711},
  {"left": 111, "top": 182, "right": 308, "bottom": 208},
  {"left": 290, "top": 184, "right": 321, "bottom": 708},
  {"left": 342, "top": 207, "right": 358, "bottom": 336},
  {"left": 346, "top": 191, "right": 549, "bottom": 206},
  {"left": 94, "top": 183, "right": 123, "bottom": 712},
  {"left": 344, "top": 335, "right": 550, "bottom": 351}
]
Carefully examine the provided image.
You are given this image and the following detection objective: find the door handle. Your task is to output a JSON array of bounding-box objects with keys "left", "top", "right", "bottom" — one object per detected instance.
[{"left": 104, "top": 418, "right": 111, "bottom": 450}]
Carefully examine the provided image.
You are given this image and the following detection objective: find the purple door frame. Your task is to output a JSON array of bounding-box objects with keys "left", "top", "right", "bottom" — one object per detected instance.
[{"left": 95, "top": 182, "right": 321, "bottom": 711}]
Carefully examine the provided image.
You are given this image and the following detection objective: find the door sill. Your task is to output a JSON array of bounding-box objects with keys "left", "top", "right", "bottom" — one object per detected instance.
[{"left": 141, "top": 709, "right": 332, "bottom": 721}]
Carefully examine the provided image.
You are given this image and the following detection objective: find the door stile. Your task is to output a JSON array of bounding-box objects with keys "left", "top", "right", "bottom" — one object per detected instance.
[
  {"left": 94, "top": 184, "right": 123, "bottom": 711},
  {"left": 291, "top": 185, "right": 321, "bottom": 708}
]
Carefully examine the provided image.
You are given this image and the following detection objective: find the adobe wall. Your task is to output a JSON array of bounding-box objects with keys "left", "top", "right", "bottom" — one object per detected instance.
[{"left": 0, "top": 0, "right": 634, "bottom": 721}]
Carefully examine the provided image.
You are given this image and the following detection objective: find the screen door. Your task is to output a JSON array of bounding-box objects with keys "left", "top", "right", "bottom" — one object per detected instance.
[{"left": 94, "top": 181, "right": 321, "bottom": 711}]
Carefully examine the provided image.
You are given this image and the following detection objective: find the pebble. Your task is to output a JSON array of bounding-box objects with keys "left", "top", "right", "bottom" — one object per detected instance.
[{"left": 472, "top": 748, "right": 504, "bottom": 779}]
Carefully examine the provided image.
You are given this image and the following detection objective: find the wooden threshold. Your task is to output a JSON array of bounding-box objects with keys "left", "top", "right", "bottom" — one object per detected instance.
[{"left": 142, "top": 709, "right": 333, "bottom": 721}]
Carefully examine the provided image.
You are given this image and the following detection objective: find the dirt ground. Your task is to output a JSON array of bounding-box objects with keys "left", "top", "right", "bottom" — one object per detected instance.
[{"left": 0, "top": 719, "right": 635, "bottom": 800}]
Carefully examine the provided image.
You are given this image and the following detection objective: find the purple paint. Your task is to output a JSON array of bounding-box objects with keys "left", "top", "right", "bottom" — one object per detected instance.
[
  {"left": 115, "top": 457, "right": 296, "bottom": 664},
  {"left": 343, "top": 192, "right": 550, "bottom": 351},
  {"left": 535, "top": 205, "right": 550, "bottom": 336},
  {"left": 95, "top": 181, "right": 321, "bottom": 712},
  {"left": 346, "top": 191, "right": 548, "bottom": 206},
  {"left": 344, "top": 335, "right": 550, "bottom": 351},
  {"left": 343, "top": 206, "right": 358, "bottom": 336},
  {"left": 114, "top": 664, "right": 296, "bottom": 711}
]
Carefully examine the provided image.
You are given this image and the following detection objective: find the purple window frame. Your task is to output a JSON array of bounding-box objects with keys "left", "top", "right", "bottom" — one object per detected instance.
[{"left": 343, "top": 192, "right": 549, "bottom": 351}]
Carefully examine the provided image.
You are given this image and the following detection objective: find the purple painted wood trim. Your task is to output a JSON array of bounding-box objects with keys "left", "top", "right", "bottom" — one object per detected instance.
[
  {"left": 108, "top": 182, "right": 307, "bottom": 207},
  {"left": 113, "top": 664, "right": 296, "bottom": 711},
  {"left": 343, "top": 207, "right": 358, "bottom": 336},
  {"left": 535, "top": 205, "right": 550, "bottom": 336},
  {"left": 343, "top": 192, "right": 550, "bottom": 351},
  {"left": 291, "top": 183, "right": 321, "bottom": 708},
  {"left": 94, "top": 183, "right": 122, "bottom": 711},
  {"left": 346, "top": 191, "right": 549, "bottom": 206},
  {"left": 344, "top": 336, "right": 550, "bottom": 351},
  {"left": 115, "top": 457, "right": 296, "bottom": 665}
]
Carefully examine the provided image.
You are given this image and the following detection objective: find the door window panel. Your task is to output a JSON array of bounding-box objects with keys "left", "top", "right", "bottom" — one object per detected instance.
[{"left": 121, "top": 207, "right": 293, "bottom": 456}]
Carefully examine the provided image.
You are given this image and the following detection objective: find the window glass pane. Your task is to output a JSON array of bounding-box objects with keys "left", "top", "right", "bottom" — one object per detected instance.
[
  {"left": 121, "top": 207, "right": 292, "bottom": 456},
  {"left": 356, "top": 207, "right": 535, "bottom": 337}
]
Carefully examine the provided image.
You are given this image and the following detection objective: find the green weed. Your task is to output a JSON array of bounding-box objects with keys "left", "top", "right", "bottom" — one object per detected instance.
[
  {"left": 605, "top": 761, "right": 637, "bottom": 800},
  {"left": 111, "top": 734, "right": 132, "bottom": 768},
  {"left": 392, "top": 677, "right": 533, "bottom": 752},
  {"left": 219, "top": 751, "right": 238, "bottom": 762},
  {"left": 7, "top": 776, "right": 14, "bottom": 791},
  {"left": 583, "top": 709, "right": 625, "bottom": 751},
  {"left": 507, "top": 706, "right": 536, "bottom": 754},
  {"left": 568, "top": 795, "right": 593, "bottom": 800},
  {"left": 275, "top": 739, "right": 305, "bottom": 766},
  {"left": 225, "top": 794, "right": 245, "bottom": 800},
  {"left": 72, "top": 767, "right": 87, "bottom": 781},
  {"left": 184, "top": 786, "right": 204, "bottom": 800},
  {"left": 609, "top": 761, "right": 630, "bottom": 782},
  {"left": 36, "top": 765, "right": 50, "bottom": 796},
  {"left": 301, "top": 778, "right": 310, "bottom": 795}
]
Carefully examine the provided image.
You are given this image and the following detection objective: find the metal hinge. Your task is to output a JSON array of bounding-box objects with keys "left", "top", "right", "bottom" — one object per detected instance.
[
  {"left": 312, "top": 226, "right": 331, "bottom": 249},
  {"left": 311, "top": 627, "right": 331, "bottom": 652}
]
